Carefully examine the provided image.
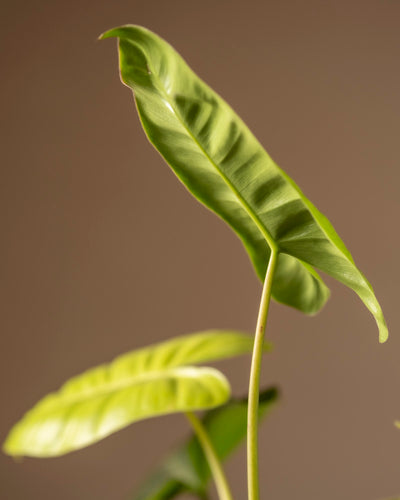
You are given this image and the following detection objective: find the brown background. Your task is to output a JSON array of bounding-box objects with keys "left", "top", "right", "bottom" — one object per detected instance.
[{"left": 1, "top": 1, "right": 399, "bottom": 499}]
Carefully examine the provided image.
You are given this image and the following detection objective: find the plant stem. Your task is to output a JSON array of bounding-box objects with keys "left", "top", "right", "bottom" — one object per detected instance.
[
  {"left": 185, "top": 411, "right": 234, "bottom": 500},
  {"left": 247, "top": 249, "right": 279, "bottom": 500}
]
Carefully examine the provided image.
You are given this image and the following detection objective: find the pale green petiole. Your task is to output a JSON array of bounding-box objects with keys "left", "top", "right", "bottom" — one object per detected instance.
[
  {"left": 185, "top": 411, "right": 234, "bottom": 500},
  {"left": 247, "top": 248, "right": 279, "bottom": 500}
]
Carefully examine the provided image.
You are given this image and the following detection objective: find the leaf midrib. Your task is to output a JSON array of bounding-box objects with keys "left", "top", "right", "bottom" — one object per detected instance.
[
  {"left": 142, "top": 44, "right": 360, "bottom": 272},
  {"left": 142, "top": 58, "right": 355, "bottom": 269},
  {"left": 36, "top": 366, "right": 218, "bottom": 414},
  {"left": 140, "top": 62, "right": 279, "bottom": 255},
  {"left": 131, "top": 33, "right": 361, "bottom": 275}
]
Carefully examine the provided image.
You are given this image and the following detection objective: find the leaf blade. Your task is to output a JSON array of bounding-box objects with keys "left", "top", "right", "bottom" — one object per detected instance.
[
  {"left": 3, "top": 331, "right": 255, "bottom": 457},
  {"left": 101, "top": 26, "right": 329, "bottom": 317},
  {"left": 102, "top": 25, "right": 387, "bottom": 341}
]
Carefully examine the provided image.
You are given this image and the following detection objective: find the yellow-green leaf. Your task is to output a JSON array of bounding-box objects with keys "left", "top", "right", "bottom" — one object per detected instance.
[{"left": 3, "top": 331, "right": 258, "bottom": 457}]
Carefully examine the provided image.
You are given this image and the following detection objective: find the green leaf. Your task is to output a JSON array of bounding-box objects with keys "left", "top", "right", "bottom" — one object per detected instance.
[
  {"left": 132, "top": 387, "right": 279, "bottom": 500},
  {"left": 3, "top": 331, "right": 258, "bottom": 458},
  {"left": 101, "top": 25, "right": 387, "bottom": 342}
]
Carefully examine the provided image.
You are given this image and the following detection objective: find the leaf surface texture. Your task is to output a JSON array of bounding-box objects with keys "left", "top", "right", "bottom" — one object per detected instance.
[
  {"left": 102, "top": 26, "right": 387, "bottom": 341},
  {"left": 4, "top": 331, "right": 256, "bottom": 457}
]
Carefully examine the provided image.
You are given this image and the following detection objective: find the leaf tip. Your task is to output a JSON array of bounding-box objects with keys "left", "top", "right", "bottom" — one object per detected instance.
[
  {"left": 99, "top": 24, "right": 148, "bottom": 42},
  {"left": 98, "top": 28, "right": 119, "bottom": 41},
  {"left": 2, "top": 439, "right": 24, "bottom": 462},
  {"left": 395, "top": 421, "right": 400, "bottom": 429},
  {"left": 2, "top": 431, "right": 16, "bottom": 458},
  {"left": 378, "top": 323, "right": 389, "bottom": 344}
]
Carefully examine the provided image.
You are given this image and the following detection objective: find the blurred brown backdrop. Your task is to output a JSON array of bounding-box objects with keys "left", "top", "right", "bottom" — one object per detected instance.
[{"left": 1, "top": 1, "right": 399, "bottom": 499}]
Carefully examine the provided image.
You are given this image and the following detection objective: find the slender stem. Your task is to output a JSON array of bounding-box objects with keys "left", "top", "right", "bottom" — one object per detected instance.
[
  {"left": 185, "top": 411, "right": 234, "bottom": 500},
  {"left": 247, "top": 249, "right": 279, "bottom": 500}
]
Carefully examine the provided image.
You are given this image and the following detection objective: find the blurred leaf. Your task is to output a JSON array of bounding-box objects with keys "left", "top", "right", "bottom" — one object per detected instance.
[
  {"left": 102, "top": 25, "right": 387, "bottom": 342},
  {"left": 4, "top": 331, "right": 258, "bottom": 457},
  {"left": 132, "top": 387, "right": 279, "bottom": 500}
]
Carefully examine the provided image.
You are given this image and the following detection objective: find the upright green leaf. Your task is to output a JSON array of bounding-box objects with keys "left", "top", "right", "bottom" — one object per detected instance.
[
  {"left": 3, "top": 331, "right": 258, "bottom": 457},
  {"left": 101, "top": 25, "right": 387, "bottom": 342},
  {"left": 132, "top": 387, "right": 279, "bottom": 500}
]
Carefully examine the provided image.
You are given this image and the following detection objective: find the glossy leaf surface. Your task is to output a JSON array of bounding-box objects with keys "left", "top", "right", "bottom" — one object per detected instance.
[
  {"left": 4, "top": 331, "right": 258, "bottom": 457},
  {"left": 102, "top": 25, "right": 387, "bottom": 341},
  {"left": 133, "top": 388, "right": 279, "bottom": 500}
]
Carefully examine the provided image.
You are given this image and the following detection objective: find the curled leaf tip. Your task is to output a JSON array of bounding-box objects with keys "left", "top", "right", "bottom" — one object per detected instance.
[
  {"left": 98, "top": 26, "right": 129, "bottom": 41},
  {"left": 98, "top": 29, "right": 117, "bottom": 41},
  {"left": 99, "top": 25, "right": 148, "bottom": 42},
  {"left": 378, "top": 318, "right": 389, "bottom": 344}
]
